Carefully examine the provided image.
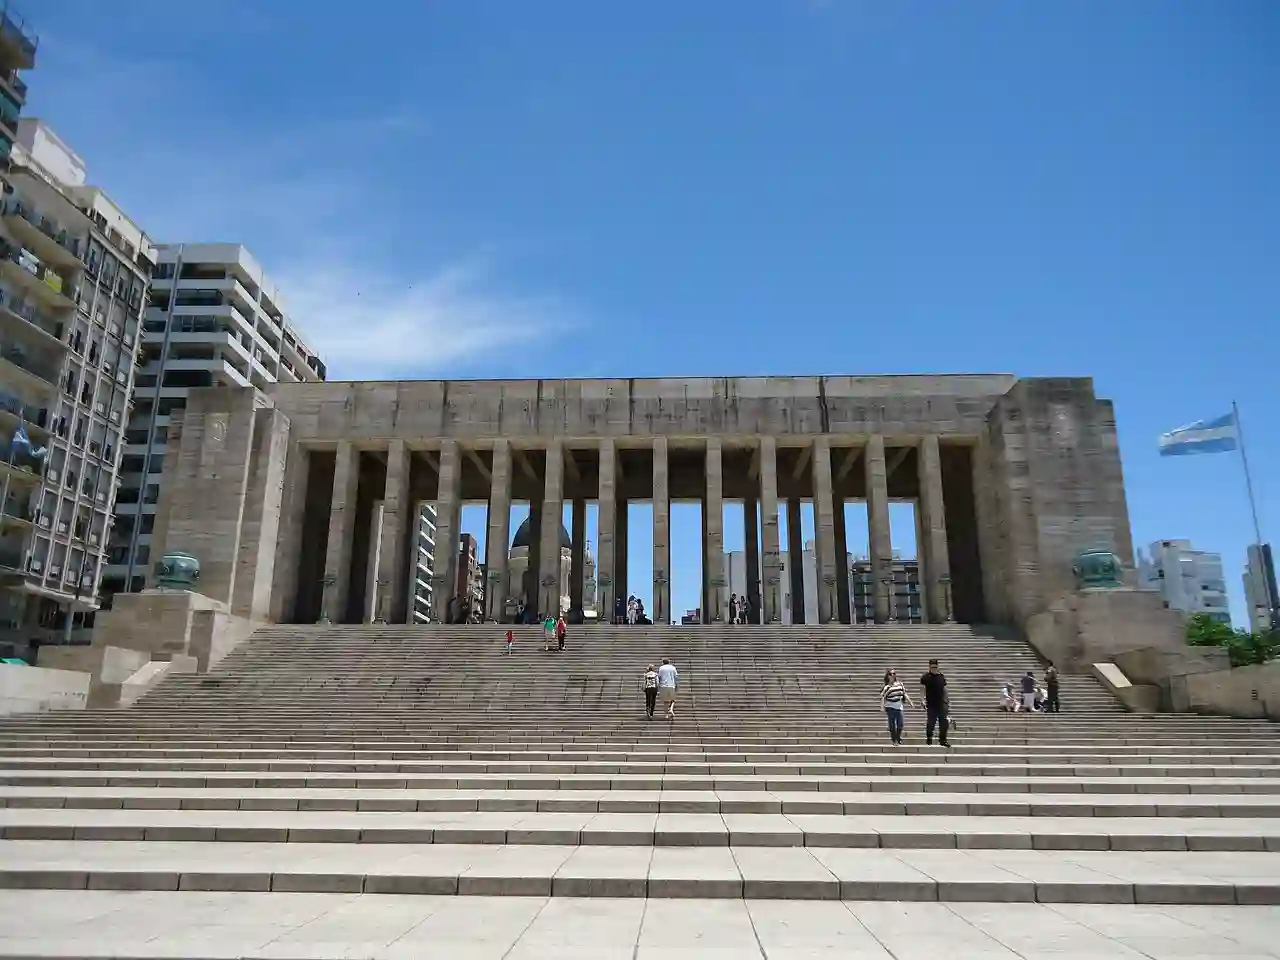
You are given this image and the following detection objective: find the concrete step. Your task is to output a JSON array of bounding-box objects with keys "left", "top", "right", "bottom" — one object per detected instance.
[
  {"left": 3, "top": 773, "right": 1278, "bottom": 796},
  {"left": 1, "top": 808, "right": 1278, "bottom": 852},
  {"left": 1, "top": 840, "right": 1277, "bottom": 904},
  {"left": 6, "top": 786, "right": 1280, "bottom": 817},
  {"left": 1, "top": 891, "right": 1278, "bottom": 958},
  {"left": 3, "top": 758, "right": 1277, "bottom": 781}
]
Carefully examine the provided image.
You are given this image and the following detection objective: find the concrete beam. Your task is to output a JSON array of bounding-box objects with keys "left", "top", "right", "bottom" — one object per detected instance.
[
  {"left": 835, "top": 447, "right": 862, "bottom": 485},
  {"left": 463, "top": 447, "right": 491, "bottom": 484},
  {"left": 885, "top": 445, "right": 912, "bottom": 480}
]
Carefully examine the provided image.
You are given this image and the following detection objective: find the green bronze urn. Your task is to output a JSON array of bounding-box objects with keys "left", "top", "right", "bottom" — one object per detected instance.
[
  {"left": 1072, "top": 549, "right": 1123, "bottom": 589},
  {"left": 154, "top": 551, "right": 200, "bottom": 589}
]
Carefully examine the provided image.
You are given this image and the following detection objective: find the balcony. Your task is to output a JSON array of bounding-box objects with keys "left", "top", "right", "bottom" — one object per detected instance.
[
  {"left": 0, "top": 289, "right": 64, "bottom": 348},
  {"left": 0, "top": 496, "right": 31, "bottom": 532},
  {"left": 0, "top": 3, "right": 36, "bottom": 71},
  {"left": 0, "top": 245, "right": 77, "bottom": 312},
  {"left": 0, "top": 68, "right": 23, "bottom": 104},
  {"left": 0, "top": 390, "right": 48, "bottom": 436},
  {"left": 1, "top": 201, "right": 82, "bottom": 270},
  {"left": 0, "top": 341, "right": 58, "bottom": 392}
]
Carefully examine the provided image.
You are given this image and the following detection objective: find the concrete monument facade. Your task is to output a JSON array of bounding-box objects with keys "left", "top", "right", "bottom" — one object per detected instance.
[{"left": 145, "top": 375, "right": 1135, "bottom": 630}]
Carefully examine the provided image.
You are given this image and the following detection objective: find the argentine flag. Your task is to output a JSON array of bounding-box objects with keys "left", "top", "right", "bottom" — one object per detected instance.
[{"left": 1158, "top": 412, "right": 1238, "bottom": 457}]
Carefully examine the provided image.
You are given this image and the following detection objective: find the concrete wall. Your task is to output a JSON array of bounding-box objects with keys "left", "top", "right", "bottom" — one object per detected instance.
[
  {"left": 36, "top": 644, "right": 149, "bottom": 684},
  {"left": 0, "top": 664, "right": 90, "bottom": 715},
  {"left": 1181, "top": 661, "right": 1280, "bottom": 721},
  {"left": 981, "top": 381, "right": 1135, "bottom": 628}
]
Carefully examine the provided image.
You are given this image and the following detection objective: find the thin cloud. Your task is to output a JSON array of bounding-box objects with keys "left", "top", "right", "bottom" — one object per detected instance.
[{"left": 276, "top": 257, "right": 575, "bottom": 381}]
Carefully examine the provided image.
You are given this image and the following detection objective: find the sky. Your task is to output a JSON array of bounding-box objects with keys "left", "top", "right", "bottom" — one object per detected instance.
[{"left": 25, "top": 0, "right": 1280, "bottom": 623}]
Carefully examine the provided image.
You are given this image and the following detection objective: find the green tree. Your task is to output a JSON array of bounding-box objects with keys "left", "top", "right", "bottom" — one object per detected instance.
[{"left": 1185, "top": 613, "right": 1279, "bottom": 667}]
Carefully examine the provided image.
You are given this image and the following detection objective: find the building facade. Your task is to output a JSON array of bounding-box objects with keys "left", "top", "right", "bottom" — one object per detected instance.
[
  {"left": 103, "top": 243, "right": 324, "bottom": 599},
  {"left": 1137, "top": 539, "right": 1231, "bottom": 624},
  {"left": 145, "top": 375, "right": 1135, "bottom": 632},
  {"left": 0, "top": 3, "right": 34, "bottom": 164},
  {"left": 409, "top": 502, "right": 436, "bottom": 623},
  {"left": 0, "top": 119, "right": 153, "bottom": 654},
  {"left": 1244, "top": 543, "right": 1279, "bottom": 635},
  {"left": 454, "top": 532, "right": 483, "bottom": 618}
]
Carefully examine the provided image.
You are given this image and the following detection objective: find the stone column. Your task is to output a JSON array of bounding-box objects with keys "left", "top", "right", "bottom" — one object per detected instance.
[
  {"left": 269, "top": 441, "right": 309, "bottom": 623},
  {"left": 364, "top": 501, "right": 385, "bottom": 623},
  {"left": 524, "top": 499, "right": 542, "bottom": 609},
  {"left": 703, "top": 439, "right": 725, "bottom": 623},
  {"left": 430, "top": 440, "right": 461, "bottom": 622},
  {"left": 918, "top": 434, "right": 951, "bottom": 624},
  {"left": 744, "top": 498, "right": 761, "bottom": 624},
  {"left": 539, "top": 441, "right": 565, "bottom": 617},
  {"left": 323, "top": 441, "right": 360, "bottom": 623},
  {"left": 865, "top": 435, "right": 892, "bottom": 623},
  {"left": 787, "top": 498, "right": 805, "bottom": 624},
  {"left": 484, "top": 440, "right": 512, "bottom": 622},
  {"left": 616, "top": 497, "right": 629, "bottom": 614},
  {"left": 232, "top": 406, "right": 290, "bottom": 622},
  {"left": 759, "top": 437, "right": 782, "bottom": 624},
  {"left": 652, "top": 437, "right": 670, "bottom": 625},
  {"left": 570, "top": 498, "right": 586, "bottom": 611},
  {"left": 366, "top": 440, "right": 409, "bottom": 624},
  {"left": 812, "top": 437, "right": 839, "bottom": 624},
  {"left": 832, "top": 492, "right": 852, "bottom": 624},
  {"left": 596, "top": 439, "right": 617, "bottom": 623}
]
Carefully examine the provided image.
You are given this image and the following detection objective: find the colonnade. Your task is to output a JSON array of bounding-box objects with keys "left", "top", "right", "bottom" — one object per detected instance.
[{"left": 313, "top": 435, "right": 955, "bottom": 627}]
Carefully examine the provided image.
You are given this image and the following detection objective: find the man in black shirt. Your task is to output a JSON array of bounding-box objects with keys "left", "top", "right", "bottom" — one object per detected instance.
[{"left": 919, "top": 659, "right": 951, "bottom": 747}]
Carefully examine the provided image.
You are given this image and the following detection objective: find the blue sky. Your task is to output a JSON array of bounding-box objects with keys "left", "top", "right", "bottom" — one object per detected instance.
[{"left": 28, "top": 1, "right": 1279, "bottom": 623}]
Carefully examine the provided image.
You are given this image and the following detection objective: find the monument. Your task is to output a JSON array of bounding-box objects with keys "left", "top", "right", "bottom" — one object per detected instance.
[{"left": 140, "top": 375, "right": 1135, "bottom": 635}]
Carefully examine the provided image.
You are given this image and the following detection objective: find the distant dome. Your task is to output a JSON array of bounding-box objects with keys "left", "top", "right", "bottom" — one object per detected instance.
[{"left": 511, "top": 515, "right": 571, "bottom": 551}]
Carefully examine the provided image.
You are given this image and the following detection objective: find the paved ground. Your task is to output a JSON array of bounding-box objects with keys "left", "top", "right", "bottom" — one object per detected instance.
[{"left": 0, "top": 891, "right": 1277, "bottom": 959}]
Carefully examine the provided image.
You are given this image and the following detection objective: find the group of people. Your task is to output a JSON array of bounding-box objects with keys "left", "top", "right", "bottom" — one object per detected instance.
[
  {"left": 642, "top": 659, "right": 680, "bottom": 720},
  {"left": 879, "top": 659, "right": 953, "bottom": 747},
  {"left": 614, "top": 595, "right": 650, "bottom": 625},
  {"left": 1000, "top": 662, "right": 1060, "bottom": 713},
  {"left": 503, "top": 616, "right": 569, "bottom": 654},
  {"left": 726, "top": 593, "right": 755, "bottom": 624}
]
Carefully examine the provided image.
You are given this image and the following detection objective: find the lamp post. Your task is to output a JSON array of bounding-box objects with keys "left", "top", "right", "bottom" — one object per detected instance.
[
  {"left": 938, "top": 575, "right": 953, "bottom": 622},
  {"left": 318, "top": 574, "right": 337, "bottom": 624},
  {"left": 881, "top": 576, "right": 895, "bottom": 624},
  {"left": 374, "top": 577, "right": 390, "bottom": 624}
]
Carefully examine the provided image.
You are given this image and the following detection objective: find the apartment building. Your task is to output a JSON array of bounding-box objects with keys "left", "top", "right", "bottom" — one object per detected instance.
[
  {"left": 0, "top": 3, "right": 34, "bottom": 164},
  {"left": 1137, "top": 539, "right": 1231, "bottom": 625},
  {"left": 850, "top": 555, "right": 923, "bottom": 624},
  {"left": 0, "top": 119, "right": 153, "bottom": 655},
  {"left": 410, "top": 503, "right": 438, "bottom": 623},
  {"left": 103, "top": 244, "right": 325, "bottom": 598}
]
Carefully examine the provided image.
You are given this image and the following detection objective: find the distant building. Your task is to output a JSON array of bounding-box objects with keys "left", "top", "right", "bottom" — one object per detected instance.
[
  {"left": 849, "top": 556, "right": 923, "bottom": 624},
  {"left": 106, "top": 242, "right": 324, "bottom": 600},
  {"left": 409, "top": 503, "right": 436, "bottom": 623},
  {"left": 1244, "top": 543, "right": 1279, "bottom": 634},
  {"left": 1138, "top": 539, "right": 1230, "bottom": 624},
  {"left": 455, "top": 532, "right": 483, "bottom": 618},
  {"left": 728, "top": 543, "right": 924, "bottom": 624}
]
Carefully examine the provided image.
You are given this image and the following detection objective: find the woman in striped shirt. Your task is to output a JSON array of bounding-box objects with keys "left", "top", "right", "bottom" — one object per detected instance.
[{"left": 880, "top": 669, "right": 915, "bottom": 746}]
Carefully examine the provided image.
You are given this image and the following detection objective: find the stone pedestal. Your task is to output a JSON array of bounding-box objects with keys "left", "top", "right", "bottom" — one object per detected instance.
[
  {"left": 1025, "top": 587, "right": 1229, "bottom": 713},
  {"left": 92, "top": 589, "right": 255, "bottom": 672}
]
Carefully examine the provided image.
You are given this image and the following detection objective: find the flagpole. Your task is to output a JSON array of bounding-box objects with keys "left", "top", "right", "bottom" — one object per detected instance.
[{"left": 1234, "top": 400, "right": 1264, "bottom": 549}]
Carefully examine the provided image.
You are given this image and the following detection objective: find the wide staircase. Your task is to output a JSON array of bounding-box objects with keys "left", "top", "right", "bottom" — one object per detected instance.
[{"left": 0, "top": 623, "right": 1277, "bottom": 957}]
